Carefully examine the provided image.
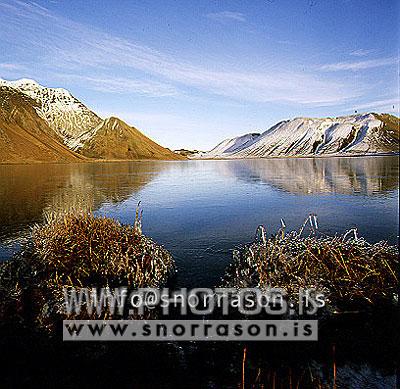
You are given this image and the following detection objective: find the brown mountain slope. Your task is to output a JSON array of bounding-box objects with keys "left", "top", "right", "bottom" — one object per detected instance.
[
  {"left": 77, "top": 117, "right": 185, "bottom": 160},
  {"left": 372, "top": 113, "right": 400, "bottom": 152},
  {"left": 0, "top": 86, "right": 86, "bottom": 163}
]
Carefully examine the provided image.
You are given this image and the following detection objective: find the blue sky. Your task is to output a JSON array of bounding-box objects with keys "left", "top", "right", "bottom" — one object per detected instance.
[{"left": 0, "top": 0, "right": 398, "bottom": 150}]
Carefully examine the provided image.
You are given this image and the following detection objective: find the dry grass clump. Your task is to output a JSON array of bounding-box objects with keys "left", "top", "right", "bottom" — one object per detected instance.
[
  {"left": 32, "top": 210, "right": 174, "bottom": 288},
  {"left": 0, "top": 209, "right": 175, "bottom": 328},
  {"left": 221, "top": 217, "right": 398, "bottom": 310}
]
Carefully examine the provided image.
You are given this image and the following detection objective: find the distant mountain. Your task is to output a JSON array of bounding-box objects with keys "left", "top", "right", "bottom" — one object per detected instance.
[
  {"left": 0, "top": 78, "right": 184, "bottom": 163},
  {"left": 200, "top": 114, "right": 399, "bottom": 159},
  {"left": 173, "top": 149, "right": 205, "bottom": 157}
]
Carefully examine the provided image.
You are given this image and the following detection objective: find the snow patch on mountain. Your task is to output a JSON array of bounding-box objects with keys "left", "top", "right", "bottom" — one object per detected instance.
[
  {"left": 65, "top": 118, "right": 124, "bottom": 151},
  {"left": 204, "top": 133, "right": 260, "bottom": 157}
]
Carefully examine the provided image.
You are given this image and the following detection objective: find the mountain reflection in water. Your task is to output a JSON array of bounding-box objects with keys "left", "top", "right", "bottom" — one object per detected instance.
[
  {"left": 215, "top": 156, "right": 399, "bottom": 195},
  {"left": 0, "top": 161, "right": 173, "bottom": 255}
]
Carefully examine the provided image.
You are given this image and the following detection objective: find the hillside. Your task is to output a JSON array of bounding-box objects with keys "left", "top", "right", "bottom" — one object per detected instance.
[
  {"left": 74, "top": 117, "right": 184, "bottom": 160},
  {"left": 206, "top": 133, "right": 260, "bottom": 157},
  {"left": 0, "top": 78, "right": 184, "bottom": 163},
  {"left": 0, "top": 86, "right": 85, "bottom": 163},
  {"left": 200, "top": 113, "right": 399, "bottom": 159}
]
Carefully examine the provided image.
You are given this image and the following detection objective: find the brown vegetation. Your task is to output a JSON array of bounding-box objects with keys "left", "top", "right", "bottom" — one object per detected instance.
[
  {"left": 0, "top": 211, "right": 175, "bottom": 328},
  {"left": 221, "top": 218, "right": 398, "bottom": 311}
]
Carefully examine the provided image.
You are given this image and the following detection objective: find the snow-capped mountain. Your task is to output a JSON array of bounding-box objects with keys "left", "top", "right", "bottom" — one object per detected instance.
[
  {"left": 0, "top": 84, "right": 85, "bottom": 163},
  {"left": 201, "top": 114, "right": 399, "bottom": 158},
  {"left": 0, "top": 78, "right": 183, "bottom": 162},
  {"left": 0, "top": 78, "right": 102, "bottom": 140}
]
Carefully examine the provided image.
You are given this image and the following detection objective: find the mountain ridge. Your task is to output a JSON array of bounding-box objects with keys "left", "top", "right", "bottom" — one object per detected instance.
[
  {"left": 199, "top": 113, "right": 399, "bottom": 159},
  {"left": 0, "top": 85, "right": 86, "bottom": 163},
  {"left": 0, "top": 78, "right": 184, "bottom": 163}
]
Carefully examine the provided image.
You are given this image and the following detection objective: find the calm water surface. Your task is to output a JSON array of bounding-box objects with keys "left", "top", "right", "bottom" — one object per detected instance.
[
  {"left": 0, "top": 156, "right": 398, "bottom": 388},
  {"left": 0, "top": 156, "right": 398, "bottom": 287}
]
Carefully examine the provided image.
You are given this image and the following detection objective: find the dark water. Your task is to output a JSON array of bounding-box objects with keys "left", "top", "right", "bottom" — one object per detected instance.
[
  {"left": 0, "top": 156, "right": 398, "bottom": 287},
  {"left": 0, "top": 156, "right": 399, "bottom": 388}
]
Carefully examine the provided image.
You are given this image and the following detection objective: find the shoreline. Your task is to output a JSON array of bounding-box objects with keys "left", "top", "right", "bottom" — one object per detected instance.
[
  {"left": 191, "top": 151, "right": 399, "bottom": 161},
  {"left": 0, "top": 152, "right": 398, "bottom": 166},
  {"left": 0, "top": 157, "right": 187, "bottom": 166}
]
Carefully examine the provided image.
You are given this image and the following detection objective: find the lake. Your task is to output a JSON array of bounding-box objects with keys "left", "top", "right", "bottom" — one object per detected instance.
[
  {"left": 0, "top": 155, "right": 398, "bottom": 387},
  {"left": 0, "top": 156, "right": 398, "bottom": 288}
]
